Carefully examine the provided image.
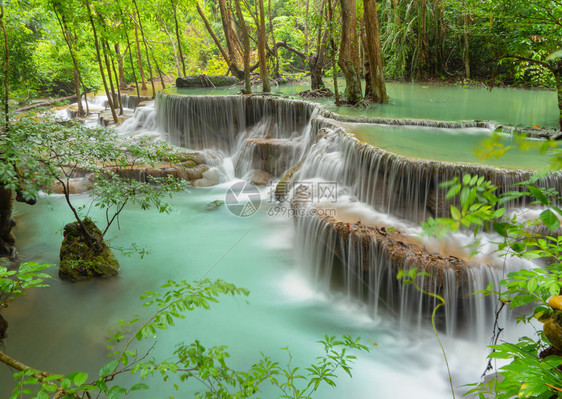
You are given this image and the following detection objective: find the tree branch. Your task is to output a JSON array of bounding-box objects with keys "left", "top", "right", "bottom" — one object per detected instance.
[{"left": 502, "top": 55, "right": 555, "bottom": 72}]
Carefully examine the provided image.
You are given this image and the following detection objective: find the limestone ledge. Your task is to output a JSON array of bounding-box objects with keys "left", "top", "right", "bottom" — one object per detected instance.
[
  {"left": 46, "top": 153, "right": 210, "bottom": 195},
  {"left": 290, "top": 192, "right": 485, "bottom": 291}
]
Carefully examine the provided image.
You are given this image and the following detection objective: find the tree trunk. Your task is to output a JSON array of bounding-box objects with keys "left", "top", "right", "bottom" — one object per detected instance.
[
  {"left": 118, "top": 5, "right": 141, "bottom": 99},
  {"left": 268, "top": 0, "right": 280, "bottom": 78},
  {"left": 0, "top": 188, "right": 16, "bottom": 259},
  {"left": 106, "top": 41, "right": 124, "bottom": 114},
  {"left": 134, "top": 19, "right": 147, "bottom": 90},
  {"left": 554, "top": 70, "right": 562, "bottom": 131},
  {"left": 101, "top": 40, "right": 118, "bottom": 111},
  {"left": 310, "top": 29, "right": 328, "bottom": 90},
  {"left": 84, "top": 0, "right": 118, "bottom": 124},
  {"left": 147, "top": 43, "right": 166, "bottom": 89},
  {"left": 327, "top": 0, "right": 340, "bottom": 105},
  {"left": 233, "top": 0, "right": 252, "bottom": 93},
  {"left": 257, "top": 0, "right": 270, "bottom": 92},
  {"left": 363, "top": 0, "right": 388, "bottom": 103},
  {"left": 115, "top": 43, "right": 127, "bottom": 89},
  {"left": 131, "top": 0, "right": 156, "bottom": 97},
  {"left": 219, "top": 0, "right": 244, "bottom": 79},
  {"left": 0, "top": 2, "right": 8, "bottom": 129},
  {"left": 462, "top": 6, "right": 470, "bottom": 80},
  {"left": 338, "top": 0, "right": 362, "bottom": 104},
  {"left": 158, "top": 15, "right": 181, "bottom": 77},
  {"left": 171, "top": 0, "right": 187, "bottom": 76},
  {"left": 195, "top": 1, "right": 234, "bottom": 76},
  {"left": 54, "top": 11, "right": 84, "bottom": 116},
  {"left": 416, "top": 0, "right": 428, "bottom": 79}
]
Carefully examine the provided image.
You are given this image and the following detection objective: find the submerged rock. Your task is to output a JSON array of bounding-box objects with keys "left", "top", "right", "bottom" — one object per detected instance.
[
  {"left": 205, "top": 200, "right": 225, "bottom": 211},
  {"left": 59, "top": 218, "right": 119, "bottom": 282}
]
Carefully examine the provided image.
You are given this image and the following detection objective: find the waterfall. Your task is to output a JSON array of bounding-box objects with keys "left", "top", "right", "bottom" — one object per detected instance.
[{"left": 138, "top": 92, "right": 557, "bottom": 336}]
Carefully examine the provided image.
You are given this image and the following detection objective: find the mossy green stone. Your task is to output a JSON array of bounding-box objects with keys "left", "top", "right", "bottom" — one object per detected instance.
[{"left": 59, "top": 218, "right": 119, "bottom": 281}]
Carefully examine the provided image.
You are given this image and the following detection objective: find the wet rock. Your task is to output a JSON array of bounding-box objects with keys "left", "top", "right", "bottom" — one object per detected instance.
[
  {"left": 59, "top": 218, "right": 119, "bottom": 282},
  {"left": 98, "top": 109, "right": 134, "bottom": 127},
  {"left": 192, "top": 168, "right": 220, "bottom": 188},
  {"left": 250, "top": 170, "right": 273, "bottom": 186},
  {"left": 185, "top": 165, "right": 209, "bottom": 181},
  {"left": 236, "top": 138, "right": 296, "bottom": 177}
]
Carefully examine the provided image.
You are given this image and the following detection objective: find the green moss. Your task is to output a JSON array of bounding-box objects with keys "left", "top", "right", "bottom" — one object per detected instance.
[{"left": 59, "top": 218, "right": 119, "bottom": 282}]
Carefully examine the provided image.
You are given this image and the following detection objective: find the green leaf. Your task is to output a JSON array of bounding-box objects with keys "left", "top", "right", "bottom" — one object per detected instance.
[
  {"left": 510, "top": 294, "right": 536, "bottom": 308},
  {"left": 130, "top": 383, "right": 150, "bottom": 391},
  {"left": 540, "top": 209, "right": 560, "bottom": 231},
  {"left": 493, "top": 222, "right": 508, "bottom": 238},
  {"left": 450, "top": 206, "right": 461, "bottom": 221},
  {"left": 99, "top": 359, "right": 119, "bottom": 378},
  {"left": 528, "top": 186, "right": 549, "bottom": 205},
  {"left": 73, "top": 372, "right": 88, "bottom": 386},
  {"left": 108, "top": 385, "right": 127, "bottom": 399}
]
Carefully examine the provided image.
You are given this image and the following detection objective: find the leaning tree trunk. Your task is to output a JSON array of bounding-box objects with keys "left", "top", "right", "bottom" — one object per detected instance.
[
  {"left": 338, "top": 0, "right": 362, "bottom": 104},
  {"left": 219, "top": 0, "right": 244, "bottom": 79},
  {"left": 363, "top": 0, "right": 388, "bottom": 103},
  {"left": 234, "top": 0, "right": 252, "bottom": 93},
  {"left": 195, "top": 1, "right": 234, "bottom": 76},
  {"left": 54, "top": 11, "right": 84, "bottom": 116}
]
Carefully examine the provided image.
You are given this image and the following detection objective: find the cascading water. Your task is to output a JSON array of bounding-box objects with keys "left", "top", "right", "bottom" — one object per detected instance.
[
  {"left": 133, "top": 92, "right": 550, "bottom": 338},
  {"left": 2, "top": 88, "right": 554, "bottom": 398}
]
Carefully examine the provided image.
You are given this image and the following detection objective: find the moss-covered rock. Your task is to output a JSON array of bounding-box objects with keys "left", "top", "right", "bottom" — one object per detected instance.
[{"left": 59, "top": 218, "right": 119, "bottom": 282}]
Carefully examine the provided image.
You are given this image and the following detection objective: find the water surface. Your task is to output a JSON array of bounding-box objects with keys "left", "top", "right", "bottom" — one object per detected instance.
[
  {"left": 1, "top": 187, "right": 495, "bottom": 398},
  {"left": 171, "top": 81, "right": 558, "bottom": 128}
]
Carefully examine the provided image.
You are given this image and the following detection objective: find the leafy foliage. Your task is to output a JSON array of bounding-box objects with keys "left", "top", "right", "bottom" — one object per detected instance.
[
  {"left": 1, "top": 115, "right": 188, "bottom": 252},
  {"left": 423, "top": 168, "right": 562, "bottom": 398},
  {"left": 0, "top": 262, "right": 52, "bottom": 311}
]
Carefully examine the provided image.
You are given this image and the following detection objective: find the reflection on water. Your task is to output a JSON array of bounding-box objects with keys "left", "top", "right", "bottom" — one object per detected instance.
[
  {"left": 171, "top": 81, "right": 558, "bottom": 128},
  {"left": 348, "top": 123, "right": 554, "bottom": 170}
]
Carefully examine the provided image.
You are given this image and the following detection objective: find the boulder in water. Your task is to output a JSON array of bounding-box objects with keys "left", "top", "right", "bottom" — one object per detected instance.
[
  {"left": 59, "top": 218, "right": 119, "bottom": 281},
  {"left": 192, "top": 168, "right": 220, "bottom": 187},
  {"left": 250, "top": 170, "right": 273, "bottom": 186}
]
